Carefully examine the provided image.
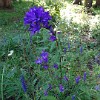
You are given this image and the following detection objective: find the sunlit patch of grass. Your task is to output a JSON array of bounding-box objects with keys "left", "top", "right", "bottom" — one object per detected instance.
[{"left": 60, "top": 2, "right": 100, "bottom": 31}]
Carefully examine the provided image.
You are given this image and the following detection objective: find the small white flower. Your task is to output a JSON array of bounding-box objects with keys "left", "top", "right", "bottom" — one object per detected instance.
[{"left": 8, "top": 50, "right": 14, "bottom": 56}]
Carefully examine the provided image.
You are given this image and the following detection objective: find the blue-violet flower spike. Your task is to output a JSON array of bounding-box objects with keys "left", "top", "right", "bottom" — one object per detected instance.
[
  {"left": 43, "top": 65, "right": 49, "bottom": 69},
  {"left": 40, "top": 51, "right": 49, "bottom": 63},
  {"left": 20, "top": 75, "right": 27, "bottom": 92},
  {"left": 83, "top": 72, "right": 86, "bottom": 81},
  {"left": 49, "top": 35, "right": 56, "bottom": 41},
  {"left": 75, "top": 76, "right": 80, "bottom": 84},
  {"left": 44, "top": 90, "right": 48, "bottom": 96},
  {"left": 48, "top": 84, "right": 52, "bottom": 90},
  {"left": 63, "top": 48, "right": 67, "bottom": 54},
  {"left": 53, "top": 64, "right": 58, "bottom": 69},
  {"left": 72, "top": 95, "right": 75, "bottom": 100},
  {"left": 35, "top": 57, "right": 43, "bottom": 64},
  {"left": 59, "top": 84, "right": 64, "bottom": 92},
  {"left": 95, "top": 85, "right": 100, "bottom": 91},
  {"left": 64, "top": 76, "right": 68, "bottom": 81}
]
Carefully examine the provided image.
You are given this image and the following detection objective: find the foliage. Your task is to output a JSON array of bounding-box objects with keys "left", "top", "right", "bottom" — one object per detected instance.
[{"left": 0, "top": 0, "right": 100, "bottom": 100}]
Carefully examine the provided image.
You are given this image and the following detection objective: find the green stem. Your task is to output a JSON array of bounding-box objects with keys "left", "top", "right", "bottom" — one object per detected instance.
[
  {"left": 56, "top": 39, "right": 63, "bottom": 83},
  {"left": 60, "top": 56, "right": 63, "bottom": 83},
  {"left": 1, "top": 66, "right": 5, "bottom": 100}
]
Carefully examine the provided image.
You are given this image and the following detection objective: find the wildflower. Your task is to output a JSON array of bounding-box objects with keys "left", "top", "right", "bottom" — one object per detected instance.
[
  {"left": 75, "top": 76, "right": 81, "bottom": 84},
  {"left": 48, "top": 84, "right": 52, "bottom": 90},
  {"left": 57, "top": 31, "right": 61, "bottom": 34},
  {"left": 44, "top": 90, "right": 48, "bottom": 96},
  {"left": 63, "top": 76, "right": 68, "bottom": 81},
  {"left": 95, "top": 85, "right": 100, "bottom": 91},
  {"left": 59, "top": 84, "right": 64, "bottom": 92},
  {"left": 83, "top": 72, "right": 86, "bottom": 81},
  {"left": 72, "top": 95, "right": 75, "bottom": 100},
  {"left": 80, "top": 45, "right": 83, "bottom": 54},
  {"left": 40, "top": 50, "right": 48, "bottom": 63},
  {"left": 49, "top": 35, "right": 56, "bottom": 41},
  {"left": 24, "top": 6, "right": 52, "bottom": 35},
  {"left": 63, "top": 48, "right": 67, "bottom": 54},
  {"left": 35, "top": 57, "right": 43, "bottom": 64},
  {"left": 8, "top": 50, "right": 14, "bottom": 56},
  {"left": 53, "top": 64, "right": 58, "bottom": 69},
  {"left": 49, "top": 26, "right": 55, "bottom": 34},
  {"left": 20, "top": 75, "right": 27, "bottom": 92},
  {"left": 35, "top": 51, "right": 49, "bottom": 64},
  {"left": 43, "top": 65, "right": 49, "bottom": 69}
]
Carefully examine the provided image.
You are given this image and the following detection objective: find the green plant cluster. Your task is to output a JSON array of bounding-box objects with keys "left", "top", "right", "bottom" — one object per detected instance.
[{"left": 0, "top": 0, "right": 100, "bottom": 100}]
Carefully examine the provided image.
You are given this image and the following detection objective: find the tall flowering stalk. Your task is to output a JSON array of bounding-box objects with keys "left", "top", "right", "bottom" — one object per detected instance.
[
  {"left": 80, "top": 45, "right": 83, "bottom": 54},
  {"left": 20, "top": 75, "right": 27, "bottom": 93},
  {"left": 83, "top": 72, "right": 87, "bottom": 81},
  {"left": 24, "top": 6, "right": 57, "bottom": 43},
  {"left": 24, "top": 6, "right": 52, "bottom": 35},
  {"left": 72, "top": 95, "right": 75, "bottom": 100},
  {"left": 75, "top": 76, "right": 81, "bottom": 84},
  {"left": 59, "top": 84, "right": 64, "bottom": 92},
  {"left": 35, "top": 50, "right": 49, "bottom": 69}
]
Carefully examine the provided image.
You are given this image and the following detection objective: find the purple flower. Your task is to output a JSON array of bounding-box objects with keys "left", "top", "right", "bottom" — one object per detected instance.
[
  {"left": 48, "top": 84, "right": 52, "bottom": 90},
  {"left": 83, "top": 72, "right": 86, "bottom": 81},
  {"left": 40, "top": 51, "right": 48, "bottom": 59},
  {"left": 43, "top": 65, "right": 49, "bottom": 69},
  {"left": 75, "top": 76, "right": 81, "bottom": 84},
  {"left": 95, "top": 85, "right": 100, "bottom": 91},
  {"left": 80, "top": 45, "right": 83, "bottom": 54},
  {"left": 57, "top": 31, "right": 61, "bottom": 34},
  {"left": 72, "top": 95, "right": 75, "bottom": 100},
  {"left": 35, "top": 57, "right": 43, "bottom": 64},
  {"left": 49, "top": 26, "right": 55, "bottom": 34},
  {"left": 53, "top": 64, "right": 58, "bottom": 69},
  {"left": 63, "top": 48, "right": 67, "bottom": 54},
  {"left": 63, "top": 76, "right": 68, "bottom": 81},
  {"left": 49, "top": 35, "right": 56, "bottom": 41},
  {"left": 20, "top": 75, "right": 27, "bottom": 92},
  {"left": 44, "top": 90, "right": 48, "bottom": 96},
  {"left": 24, "top": 6, "right": 52, "bottom": 35},
  {"left": 59, "top": 84, "right": 64, "bottom": 92},
  {"left": 35, "top": 51, "right": 49, "bottom": 64},
  {"left": 40, "top": 51, "right": 49, "bottom": 63}
]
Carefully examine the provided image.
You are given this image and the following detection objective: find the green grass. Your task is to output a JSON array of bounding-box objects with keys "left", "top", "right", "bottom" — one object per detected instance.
[{"left": 0, "top": 1, "right": 34, "bottom": 39}]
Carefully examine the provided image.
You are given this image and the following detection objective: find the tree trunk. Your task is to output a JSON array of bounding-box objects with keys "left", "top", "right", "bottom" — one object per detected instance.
[
  {"left": 95, "top": 0, "right": 100, "bottom": 6},
  {"left": 84, "top": 0, "right": 93, "bottom": 8},
  {"left": 0, "top": 0, "right": 12, "bottom": 8},
  {"left": 0, "top": 0, "right": 4, "bottom": 7},
  {"left": 73, "top": 0, "right": 82, "bottom": 5}
]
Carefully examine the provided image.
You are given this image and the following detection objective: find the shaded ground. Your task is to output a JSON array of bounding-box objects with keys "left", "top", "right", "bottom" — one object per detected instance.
[{"left": 0, "top": 1, "right": 33, "bottom": 40}]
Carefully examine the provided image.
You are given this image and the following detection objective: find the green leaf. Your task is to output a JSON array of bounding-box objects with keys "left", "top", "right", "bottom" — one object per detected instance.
[
  {"left": 41, "top": 96, "right": 57, "bottom": 100},
  {"left": 49, "top": 41, "right": 56, "bottom": 52}
]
